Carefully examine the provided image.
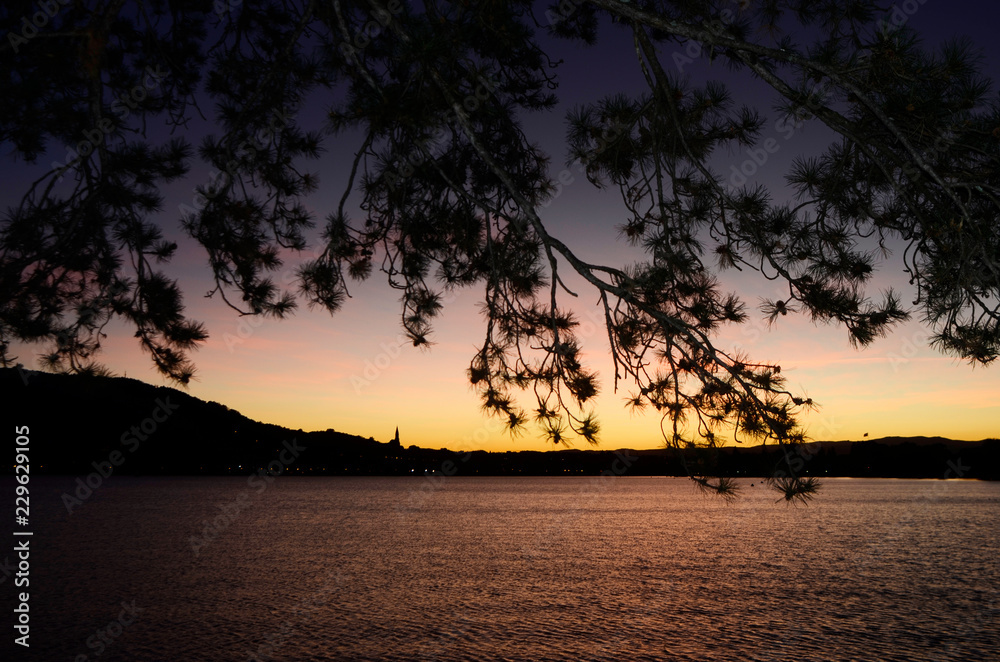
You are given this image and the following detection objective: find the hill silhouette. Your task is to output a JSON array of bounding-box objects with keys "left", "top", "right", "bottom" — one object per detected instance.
[{"left": 3, "top": 368, "right": 997, "bottom": 479}]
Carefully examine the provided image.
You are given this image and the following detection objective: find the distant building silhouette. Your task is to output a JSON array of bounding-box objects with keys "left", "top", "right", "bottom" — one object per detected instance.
[{"left": 390, "top": 426, "right": 401, "bottom": 447}]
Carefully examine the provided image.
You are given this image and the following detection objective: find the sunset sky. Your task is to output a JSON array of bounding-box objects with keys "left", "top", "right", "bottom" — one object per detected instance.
[{"left": 5, "top": 0, "right": 999, "bottom": 451}]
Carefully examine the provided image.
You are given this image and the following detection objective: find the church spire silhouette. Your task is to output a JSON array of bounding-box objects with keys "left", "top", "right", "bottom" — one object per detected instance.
[{"left": 391, "top": 426, "right": 400, "bottom": 447}]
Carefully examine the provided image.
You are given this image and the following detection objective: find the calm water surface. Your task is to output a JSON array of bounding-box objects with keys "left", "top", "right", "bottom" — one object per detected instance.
[{"left": 8, "top": 476, "right": 999, "bottom": 661}]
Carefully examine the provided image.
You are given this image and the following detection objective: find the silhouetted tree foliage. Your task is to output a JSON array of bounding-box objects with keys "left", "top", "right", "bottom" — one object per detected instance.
[{"left": 2, "top": 0, "right": 998, "bottom": 499}]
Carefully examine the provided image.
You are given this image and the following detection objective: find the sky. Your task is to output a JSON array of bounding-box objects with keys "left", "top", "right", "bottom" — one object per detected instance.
[{"left": 5, "top": 0, "right": 999, "bottom": 452}]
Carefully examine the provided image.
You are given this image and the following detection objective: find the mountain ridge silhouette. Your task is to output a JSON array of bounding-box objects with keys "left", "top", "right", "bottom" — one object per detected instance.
[{"left": 4, "top": 368, "right": 997, "bottom": 479}]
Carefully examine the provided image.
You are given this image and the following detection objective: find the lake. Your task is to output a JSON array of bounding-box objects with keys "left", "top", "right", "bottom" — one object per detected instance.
[{"left": 5, "top": 476, "right": 998, "bottom": 661}]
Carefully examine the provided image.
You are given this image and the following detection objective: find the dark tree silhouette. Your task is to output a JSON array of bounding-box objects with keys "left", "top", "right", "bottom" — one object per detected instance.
[{"left": 2, "top": 0, "right": 998, "bottom": 499}]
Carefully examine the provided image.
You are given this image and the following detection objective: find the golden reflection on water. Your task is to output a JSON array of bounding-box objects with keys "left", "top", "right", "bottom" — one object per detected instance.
[{"left": 25, "top": 476, "right": 1000, "bottom": 661}]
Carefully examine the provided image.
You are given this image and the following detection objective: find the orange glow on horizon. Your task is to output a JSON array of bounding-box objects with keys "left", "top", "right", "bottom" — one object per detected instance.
[{"left": 21, "top": 286, "right": 995, "bottom": 453}]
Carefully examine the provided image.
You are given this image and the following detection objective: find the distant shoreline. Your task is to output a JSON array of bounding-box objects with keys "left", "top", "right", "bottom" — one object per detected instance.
[{"left": 5, "top": 368, "right": 998, "bottom": 480}]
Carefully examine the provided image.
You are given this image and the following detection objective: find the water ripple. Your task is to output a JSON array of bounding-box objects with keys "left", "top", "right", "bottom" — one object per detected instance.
[{"left": 15, "top": 476, "right": 1000, "bottom": 661}]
